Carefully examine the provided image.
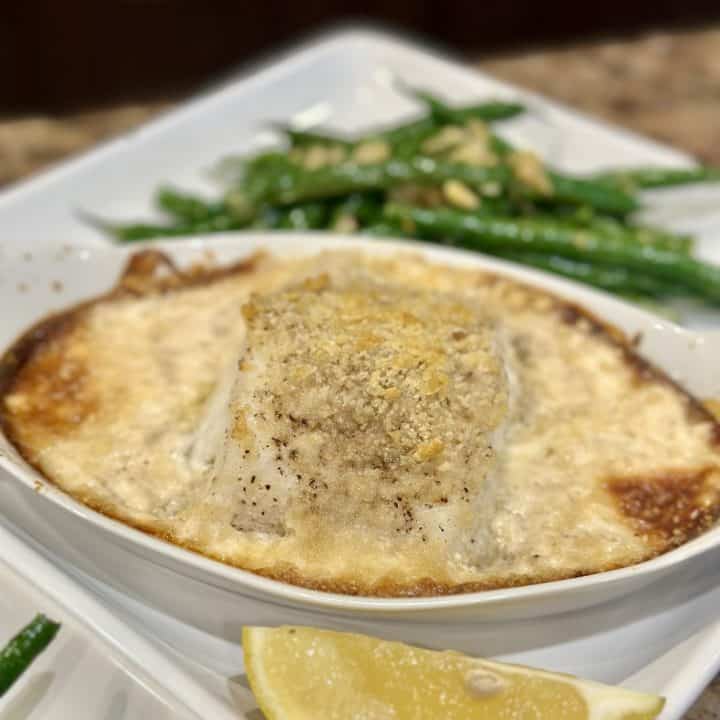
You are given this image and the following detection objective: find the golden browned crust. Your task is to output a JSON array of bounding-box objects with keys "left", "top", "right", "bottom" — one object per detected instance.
[
  {"left": 557, "top": 301, "right": 720, "bottom": 440},
  {"left": 607, "top": 467, "right": 720, "bottom": 547},
  {"left": 0, "top": 250, "right": 262, "bottom": 466},
  {"left": 0, "top": 250, "right": 260, "bottom": 397},
  {"left": 2, "top": 248, "right": 720, "bottom": 598},
  {"left": 63, "top": 491, "right": 658, "bottom": 597}
]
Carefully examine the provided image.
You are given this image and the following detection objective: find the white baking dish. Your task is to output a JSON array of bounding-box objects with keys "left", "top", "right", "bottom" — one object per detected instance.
[{"left": 1, "top": 233, "right": 719, "bottom": 648}]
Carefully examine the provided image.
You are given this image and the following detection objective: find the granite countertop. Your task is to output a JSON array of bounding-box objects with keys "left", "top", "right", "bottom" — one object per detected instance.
[
  {"left": 478, "top": 28, "right": 720, "bottom": 164},
  {"left": 1, "top": 25, "right": 719, "bottom": 719}
]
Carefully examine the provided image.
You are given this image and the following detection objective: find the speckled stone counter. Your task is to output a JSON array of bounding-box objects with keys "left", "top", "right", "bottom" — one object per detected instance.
[
  {"left": 0, "top": 26, "right": 718, "bottom": 719},
  {"left": 478, "top": 28, "right": 720, "bottom": 165},
  {"left": 0, "top": 102, "right": 170, "bottom": 187}
]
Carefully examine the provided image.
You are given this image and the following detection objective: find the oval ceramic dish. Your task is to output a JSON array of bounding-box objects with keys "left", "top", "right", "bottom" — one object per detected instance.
[{"left": 1, "top": 233, "right": 720, "bottom": 641}]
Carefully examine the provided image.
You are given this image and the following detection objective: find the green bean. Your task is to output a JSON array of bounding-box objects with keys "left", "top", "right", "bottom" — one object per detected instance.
[
  {"left": 408, "top": 88, "right": 529, "bottom": 161},
  {"left": 376, "top": 97, "right": 524, "bottom": 152},
  {"left": 583, "top": 216, "right": 693, "bottom": 254},
  {"left": 278, "top": 202, "right": 330, "bottom": 230},
  {"left": 112, "top": 224, "right": 191, "bottom": 242},
  {"left": 231, "top": 140, "right": 520, "bottom": 217},
  {"left": 380, "top": 116, "right": 442, "bottom": 148},
  {"left": 93, "top": 214, "right": 246, "bottom": 243},
  {"left": 268, "top": 115, "right": 437, "bottom": 156},
  {"left": 232, "top": 151, "right": 634, "bottom": 221},
  {"left": 409, "top": 89, "right": 522, "bottom": 158},
  {"left": 330, "top": 192, "right": 386, "bottom": 226},
  {"left": 630, "top": 226, "right": 693, "bottom": 254},
  {"left": 445, "top": 101, "right": 527, "bottom": 123},
  {"left": 489, "top": 134, "right": 514, "bottom": 156},
  {"left": 493, "top": 252, "right": 677, "bottom": 297},
  {"left": 384, "top": 203, "right": 720, "bottom": 301},
  {"left": 0, "top": 614, "right": 61, "bottom": 697},
  {"left": 544, "top": 172, "right": 639, "bottom": 216},
  {"left": 272, "top": 125, "right": 352, "bottom": 148},
  {"left": 253, "top": 201, "right": 331, "bottom": 230},
  {"left": 410, "top": 90, "right": 526, "bottom": 124},
  {"left": 528, "top": 208, "right": 693, "bottom": 253},
  {"left": 212, "top": 151, "right": 294, "bottom": 190},
  {"left": 223, "top": 151, "right": 299, "bottom": 187},
  {"left": 274, "top": 117, "right": 437, "bottom": 155},
  {"left": 488, "top": 137, "right": 636, "bottom": 215},
  {"left": 241, "top": 156, "right": 510, "bottom": 207},
  {"left": 155, "top": 187, "right": 226, "bottom": 222},
  {"left": 243, "top": 152, "right": 300, "bottom": 179},
  {"left": 593, "top": 166, "right": 720, "bottom": 191},
  {"left": 275, "top": 96, "right": 524, "bottom": 154},
  {"left": 270, "top": 115, "right": 432, "bottom": 150}
]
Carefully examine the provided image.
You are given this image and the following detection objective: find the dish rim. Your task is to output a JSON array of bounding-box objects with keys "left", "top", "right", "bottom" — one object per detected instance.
[{"left": 1, "top": 231, "right": 719, "bottom": 614}]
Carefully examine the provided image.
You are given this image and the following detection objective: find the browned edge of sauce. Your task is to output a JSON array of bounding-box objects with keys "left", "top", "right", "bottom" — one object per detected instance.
[
  {"left": 607, "top": 467, "right": 720, "bottom": 547},
  {"left": 558, "top": 301, "right": 720, "bottom": 442},
  {"left": 46, "top": 489, "right": 656, "bottom": 597},
  {"left": 0, "top": 249, "right": 262, "bottom": 463}
]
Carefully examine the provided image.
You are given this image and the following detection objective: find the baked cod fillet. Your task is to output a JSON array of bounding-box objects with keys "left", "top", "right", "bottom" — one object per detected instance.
[
  {"left": 189, "top": 274, "right": 518, "bottom": 587},
  {"left": 1, "top": 248, "right": 719, "bottom": 596}
]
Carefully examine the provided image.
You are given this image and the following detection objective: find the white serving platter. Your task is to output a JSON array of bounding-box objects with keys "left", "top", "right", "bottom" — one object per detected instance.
[
  {"left": 0, "top": 520, "right": 243, "bottom": 720},
  {"left": 2, "top": 25, "right": 720, "bottom": 719},
  {"left": 4, "top": 499, "right": 720, "bottom": 720}
]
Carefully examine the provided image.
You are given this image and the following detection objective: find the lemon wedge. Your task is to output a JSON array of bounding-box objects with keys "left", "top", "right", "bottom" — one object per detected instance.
[{"left": 243, "top": 625, "right": 664, "bottom": 720}]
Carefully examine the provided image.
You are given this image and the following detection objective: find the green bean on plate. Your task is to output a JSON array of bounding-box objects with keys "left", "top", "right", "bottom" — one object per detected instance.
[
  {"left": 89, "top": 85, "right": 720, "bottom": 308},
  {"left": 0, "top": 614, "right": 61, "bottom": 697}
]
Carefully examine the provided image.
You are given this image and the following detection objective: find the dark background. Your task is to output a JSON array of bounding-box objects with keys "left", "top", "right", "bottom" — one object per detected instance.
[{"left": 3, "top": 0, "right": 719, "bottom": 113}]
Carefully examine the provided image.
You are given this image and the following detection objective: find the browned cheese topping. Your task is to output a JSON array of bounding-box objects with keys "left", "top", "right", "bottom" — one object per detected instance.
[{"left": 2, "top": 249, "right": 720, "bottom": 596}]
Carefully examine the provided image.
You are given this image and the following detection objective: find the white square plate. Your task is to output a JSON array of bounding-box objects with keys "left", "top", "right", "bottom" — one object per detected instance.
[
  {"left": 2, "top": 26, "right": 720, "bottom": 719},
  {"left": 0, "top": 521, "right": 241, "bottom": 720}
]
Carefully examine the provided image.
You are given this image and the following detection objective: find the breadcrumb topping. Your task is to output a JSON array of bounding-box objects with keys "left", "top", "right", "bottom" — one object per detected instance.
[{"left": 211, "top": 274, "right": 511, "bottom": 565}]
